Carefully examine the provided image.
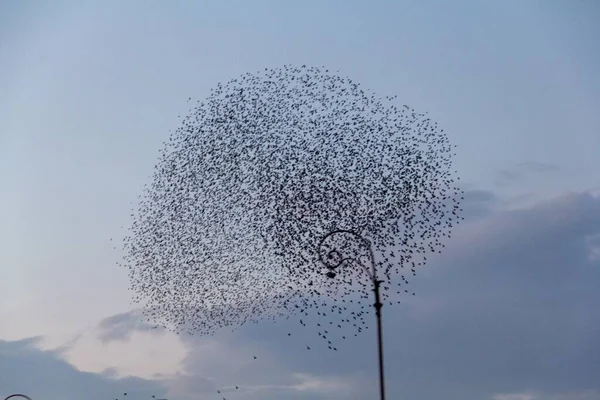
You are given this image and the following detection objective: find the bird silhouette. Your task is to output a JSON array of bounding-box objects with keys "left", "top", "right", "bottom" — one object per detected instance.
[{"left": 120, "top": 64, "right": 463, "bottom": 355}]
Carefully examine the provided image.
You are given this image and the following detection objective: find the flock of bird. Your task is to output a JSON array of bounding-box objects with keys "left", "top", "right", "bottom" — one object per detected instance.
[{"left": 118, "top": 64, "right": 462, "bottom": 398}]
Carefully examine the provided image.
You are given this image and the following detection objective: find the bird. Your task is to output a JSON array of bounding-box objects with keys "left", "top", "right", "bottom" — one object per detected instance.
[{"left": 120, "top": 64, "right": 463, "bottom": 357}]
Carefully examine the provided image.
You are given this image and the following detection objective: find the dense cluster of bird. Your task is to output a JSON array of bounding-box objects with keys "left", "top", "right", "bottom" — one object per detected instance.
[{"left": 121, "top": 65, "right": 463, "bottom": 354}]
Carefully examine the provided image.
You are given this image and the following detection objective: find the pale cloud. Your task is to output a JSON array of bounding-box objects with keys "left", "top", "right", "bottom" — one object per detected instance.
[
  {"left": 240, "top": 372, "right": 357, "bottom": 395},
  {"left": 493, "top": 392, "right": 538, "bottom": 400},
  {"left": 96, "top": 309, "right": 157, "bottom": 344},
  {"left": 0, "top": 337, "right": 167, "bottom": 400},
  {"left": 495, "top": 161, "right": 561, "bottom": 185},
  {"left": 493, "top": 390, "right": 600, "bottom": 400},
  {"left": 2, "top": 188, "right": 599, "bottom": 400},
  {"left": 69, "top": 331, "right": 186, "bottom": 380},
  {"left": 585, "top": 232, "right": 600, "bottom": 262},
  {"left": 289, "top": 372, "right": 354, "bottom": 393},
  {"left": 439, "top": 190, "right": 600, "bottom": 266}
]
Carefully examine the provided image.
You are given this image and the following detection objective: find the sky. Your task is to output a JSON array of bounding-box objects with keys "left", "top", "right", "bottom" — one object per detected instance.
[{"left": 0, "top": 1, "right": 599, "bottom": 399}]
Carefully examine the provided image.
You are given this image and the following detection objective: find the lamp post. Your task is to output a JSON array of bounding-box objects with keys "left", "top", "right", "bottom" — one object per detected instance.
[
  {"left": 318, "top": 229, "right": 386, "bottom": 400},
  {"left": 4, "top": 395, "right": 32, "bottom": 400}
]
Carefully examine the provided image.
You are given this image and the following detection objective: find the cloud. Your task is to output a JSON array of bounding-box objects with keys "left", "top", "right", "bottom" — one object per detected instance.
[
  {"left": 288, "top": 373, "right": 350, "bottom": 393},
  {"left": 494, "top": 392, "right": 538, "bottom": 400},
  {"left": 0, "top": 336, "right": 167, "bottom": 400},
  {"left": 585, "top": 232, "right": 600, "bottom": 261},
  {"left": 158, "top": 188, "right": 600, "bottom": 400},
  {"left": 3, "top": 188, "right": 599, "bottom": 400},
  {"left": 67, "top": 320, "right": 186, "bottom": 381},
  {"left": 91, "top": 308, "right": 361, "bottom": 399},
  {"left": 96, "top": 309, "right": 158, "bottom": 344},
  {"left": 495, "top": 161, "right": 560, "bottom": 185},
  {"left": 378, "top": 189, "right": 600, "bottom": 399},
  {"left": 459, "top": 188, "right": 499, "bottom": 220},
  {"left": 159, "top": 327, "right": 365, "bottom": 400},
  {"left": 46, "top": 333, "right": 83, "bottom": 357},
  {"left": 493, "top": 390, "right": 600, "bottom": 400}
]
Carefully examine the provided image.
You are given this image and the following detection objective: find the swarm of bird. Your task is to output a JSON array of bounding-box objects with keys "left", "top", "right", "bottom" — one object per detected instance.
[{"left": 121, "top": 64, "right": 463, "bottom": 350}]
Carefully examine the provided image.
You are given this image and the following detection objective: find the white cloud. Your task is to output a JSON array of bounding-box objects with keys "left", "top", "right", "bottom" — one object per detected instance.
[
  {"left": 493, "top": 392, "right": 538, "bottom": 400},
  {"left": 2, "top": 188, "right": 599, "bottom": 400},
  {"left": 493, "top": 390, "right": 600, "bottom": 400},
  {"left": 289, "top": 372, "right": 352, "bottom": 393},
  {"left": 585, "top": 232, "right": 600, "bottom": 262},
  {"left": 230, "top": 372, "right": 358, "bottom": 398},
  {"left": 38, "top": 324, "right": 188, "bottom": 380}
]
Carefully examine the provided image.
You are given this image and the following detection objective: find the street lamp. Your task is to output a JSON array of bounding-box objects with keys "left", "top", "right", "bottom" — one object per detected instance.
[
  {"left": 319, "top": 229, "right": 387, "bottom": 400},
  {"left": 4, "top": 395, "right": 32, "bottom": 400}
]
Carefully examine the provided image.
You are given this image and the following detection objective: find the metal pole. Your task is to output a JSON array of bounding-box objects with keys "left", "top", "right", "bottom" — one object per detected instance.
[
  {"left": 319, "top": 230, "right": 387, "bottom": 400},
  {"left": 373, "top": 279, "right": 386, "bottom": 400}
]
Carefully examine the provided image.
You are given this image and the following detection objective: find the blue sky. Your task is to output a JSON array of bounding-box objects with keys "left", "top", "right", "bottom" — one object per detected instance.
[{"left": 0, "top": 1, "right": 599, "bottom": 399}]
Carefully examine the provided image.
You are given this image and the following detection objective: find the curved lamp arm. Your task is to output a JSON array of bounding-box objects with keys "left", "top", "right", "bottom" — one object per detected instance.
[
  {"left": 317, "top": 229, "right": 377, "bottom": 281},
  {"left": 4, "top": 395, "right": 33, "bottom": 400}
]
